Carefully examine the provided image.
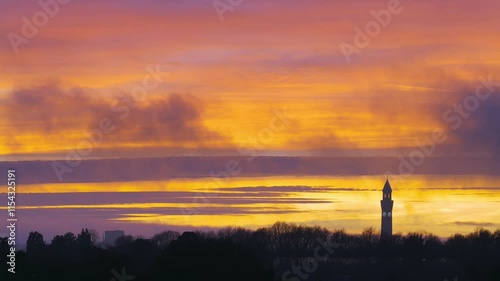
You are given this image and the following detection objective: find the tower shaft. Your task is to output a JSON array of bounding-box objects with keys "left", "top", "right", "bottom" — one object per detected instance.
[{"left": 381, "top": 179, "right": 393, "bottom": 240}]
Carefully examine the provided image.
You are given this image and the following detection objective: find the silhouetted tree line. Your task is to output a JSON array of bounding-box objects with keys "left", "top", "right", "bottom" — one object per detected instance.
[{"left": 1, "top": 223, "right": 499, "bottom": 281}]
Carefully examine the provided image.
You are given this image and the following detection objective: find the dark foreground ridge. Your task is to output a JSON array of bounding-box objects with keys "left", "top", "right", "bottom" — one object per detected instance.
[{"left": 1, "top": 222, "right": 499, "bottom": 281}]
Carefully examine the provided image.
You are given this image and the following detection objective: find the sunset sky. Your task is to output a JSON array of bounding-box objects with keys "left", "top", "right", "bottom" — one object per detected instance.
[{"left": 1, "top": 0, "right": 500, "bottom": 242}]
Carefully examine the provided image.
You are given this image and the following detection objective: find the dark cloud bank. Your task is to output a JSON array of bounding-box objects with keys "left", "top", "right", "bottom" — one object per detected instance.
[
  {"left": 1, "top": 156, "right": 498, "bottom": 185},
  {"left": 1, "top": 81, "right": 223, "bottom": 147}
]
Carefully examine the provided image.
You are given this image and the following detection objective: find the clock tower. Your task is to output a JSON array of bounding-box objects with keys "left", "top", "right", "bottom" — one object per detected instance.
[{"left": 380, "top": 178, "right": 393, "bottom": 240}]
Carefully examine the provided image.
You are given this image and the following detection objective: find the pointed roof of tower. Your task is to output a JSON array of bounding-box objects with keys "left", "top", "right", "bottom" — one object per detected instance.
[{"left": 383, "top": 178, "right": 392, "bottom": 193}]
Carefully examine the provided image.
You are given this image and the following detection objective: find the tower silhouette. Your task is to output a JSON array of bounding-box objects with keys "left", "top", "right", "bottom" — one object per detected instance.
[{"left": 380, "top": 178, "right": 393, "bottom": 240}]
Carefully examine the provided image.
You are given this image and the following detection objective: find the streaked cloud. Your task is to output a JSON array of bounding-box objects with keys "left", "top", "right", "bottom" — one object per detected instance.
[{"left": 1, "top": 0, "right": 500, "bottom": 159}]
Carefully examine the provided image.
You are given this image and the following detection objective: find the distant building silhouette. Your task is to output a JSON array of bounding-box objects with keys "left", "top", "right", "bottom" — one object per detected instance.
[
  {"left": 103, "top": 230, "right": 124, "bottom": 246},
  {"left": 380, "top": 179, "right": 394, "bottom": 240}
]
